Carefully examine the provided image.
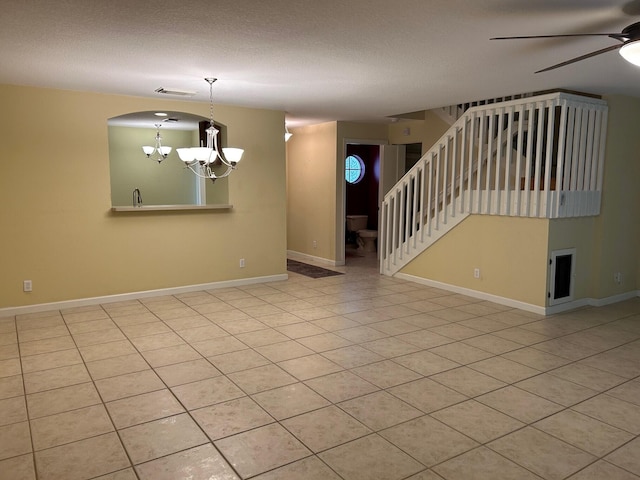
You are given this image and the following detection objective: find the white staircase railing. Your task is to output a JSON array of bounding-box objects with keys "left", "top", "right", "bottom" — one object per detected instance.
[
  {"left": 380, "top": 92, "right": 608, "bottom": 276},
  {"left": 435, "top": 93, "right": 535, "bottom": 125}
]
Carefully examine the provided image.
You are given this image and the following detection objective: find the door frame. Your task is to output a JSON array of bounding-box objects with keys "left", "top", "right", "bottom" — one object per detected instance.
[{"left": 336, "top": 138, "right": 391, "bottom": 266}]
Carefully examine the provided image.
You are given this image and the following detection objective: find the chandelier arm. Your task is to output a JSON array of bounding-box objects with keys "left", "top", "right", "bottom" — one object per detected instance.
[{"left": 184, "top": 163, "right": 218, "bottom": 179}]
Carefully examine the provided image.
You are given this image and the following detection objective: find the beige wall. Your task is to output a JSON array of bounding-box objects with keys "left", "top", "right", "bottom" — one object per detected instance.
[
  {"left": 388, "top": 111, "right": 449, "bottom": 152},
  {"left": 0, "top": 84, "right": 286, "bottom": 309},
  {"left": 590, "top": 95, "right": 640, "bottom": 297},
  {"left": 286, "top": 122, "right": 338, "bottom": 260},
  {"left": 401, "top": 215, "right": 550, "bottom": 306}
]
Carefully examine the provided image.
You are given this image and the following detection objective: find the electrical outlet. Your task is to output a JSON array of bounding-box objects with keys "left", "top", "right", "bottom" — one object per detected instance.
[
  {"left": 239, "top": 258, "right": 245, "bottom": 268},
  {"left": 23, "top": 280, "right": 32, "bottom": 292},
  {"left": 473, "top": 268, "right": 481, "bottom": 279},
  {"left": 313, "top": 240, "right": 317, "bottom": 249},
  {"left": 614, "top": 272, "right": 622, "bottom": 284}
]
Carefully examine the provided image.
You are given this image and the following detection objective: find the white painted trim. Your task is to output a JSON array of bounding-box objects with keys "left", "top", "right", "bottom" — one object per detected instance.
[
  {"left": 395, "top": 273, "right": 546, "bottom": 315},
  {"left": 287, "top": 250, "right": 339, "bottom": 267},
  {"left": 396, "top": 273, "right": 640, "bottom": 316},
  {"left": 0, "top": 274, "right": 289, "bottom": 318}
]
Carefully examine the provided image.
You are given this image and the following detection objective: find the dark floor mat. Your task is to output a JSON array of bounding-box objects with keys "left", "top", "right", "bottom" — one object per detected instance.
[{"left": 287, "top": 259, "right": 344, "bottom": 279}]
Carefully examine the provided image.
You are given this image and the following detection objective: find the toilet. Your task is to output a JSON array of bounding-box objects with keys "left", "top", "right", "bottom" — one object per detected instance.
[{"left": 346, "top": 215, "right": 378, "bottom": 253}]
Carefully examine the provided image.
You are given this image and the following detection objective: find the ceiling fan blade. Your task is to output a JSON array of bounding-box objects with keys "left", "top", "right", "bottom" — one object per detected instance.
[
  {"left": 491, "top": 33, "right": 623, "bottom": 40},
  {"left": 535, "top": 43, "right": 623, "bottom": 73}
]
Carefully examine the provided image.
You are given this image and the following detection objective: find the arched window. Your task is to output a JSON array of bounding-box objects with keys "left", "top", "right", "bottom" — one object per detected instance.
[{"left": 345, "top": 155, "right": 365, "bottom": 184}]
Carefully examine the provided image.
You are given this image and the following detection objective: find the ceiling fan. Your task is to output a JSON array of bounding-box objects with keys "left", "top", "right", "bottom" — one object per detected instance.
[{"left": 491, "top": 21, "right": 640, "bottom": 73}]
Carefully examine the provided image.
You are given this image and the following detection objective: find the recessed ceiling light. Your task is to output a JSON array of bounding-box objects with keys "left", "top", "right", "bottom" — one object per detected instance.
[{"left": 154, "top": 112, "right": 168, "bottom": 117}]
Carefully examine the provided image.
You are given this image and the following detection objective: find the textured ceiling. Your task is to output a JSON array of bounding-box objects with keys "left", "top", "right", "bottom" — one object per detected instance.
[{"left": 1, "top": 0, "right": 639, "bottom": 126}]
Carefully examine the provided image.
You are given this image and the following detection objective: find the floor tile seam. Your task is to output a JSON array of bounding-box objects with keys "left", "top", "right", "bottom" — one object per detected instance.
[
  {"left": 118, "top": 434, "right": 211, "bottom": 467},
  {"left": 383, "top": 386, "right": 471, "bottom": 417},
  {"left": 31, "top": 425, "right": 119, "bottom": 455},
  {"left": 543, "top": 365, "right": 631, "bottom": 392},
  {"left": 568, "top": 399, "right": 640, "bottom": 436},
  {"left": 530, "top": 416, "right": 639, "bottom": 458},
  {"left": 425, "top": 372, "right": 507, "bottom": 399},
  {"left": 15, "top": 329, "right": 71, "bottom": 344},
  {"left": 25, "top": 388, "right": 104, "bottom": 421},
  {"left": 244, "top": 453, "right": 346, "bottom": 480}
]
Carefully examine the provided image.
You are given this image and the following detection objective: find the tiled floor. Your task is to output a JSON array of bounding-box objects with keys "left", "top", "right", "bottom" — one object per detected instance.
[{"left": 1, "top": 254, "right": 640, "bottom": 479}]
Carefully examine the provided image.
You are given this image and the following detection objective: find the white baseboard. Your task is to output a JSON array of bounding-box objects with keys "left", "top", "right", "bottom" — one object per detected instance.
[
  {"left": 396, "top": 273, "right": 640, "bottom": 316},
  {"left": 287, "top": 250, "right": 338, "bottom": 267},
  {"left": 0, "top": 274, "right": 289, "bottom": 318},
  {"left": 395, "top": 273, "right": 547, "bottom": 315}
]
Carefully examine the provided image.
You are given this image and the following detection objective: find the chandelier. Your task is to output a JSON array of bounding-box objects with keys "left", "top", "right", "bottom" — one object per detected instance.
[
  {"left": 176, "top": 78, "right": 244, "bottom": 182},
  {"left": 142, "top": 124, "right": 172, "bottom": 163}
]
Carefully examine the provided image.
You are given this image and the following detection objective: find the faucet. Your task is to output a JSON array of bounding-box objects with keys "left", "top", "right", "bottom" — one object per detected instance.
[{"left": 132, "top": 188, "right": 142, "bottom": 207}]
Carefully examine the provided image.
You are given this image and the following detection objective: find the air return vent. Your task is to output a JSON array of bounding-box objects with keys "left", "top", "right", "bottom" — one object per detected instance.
[{"left": 154, "top": 87, "right": 196, "bottom": 97}]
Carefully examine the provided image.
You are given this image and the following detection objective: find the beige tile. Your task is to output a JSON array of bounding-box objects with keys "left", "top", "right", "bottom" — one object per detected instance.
[
  {"left": 0, "top": 331, "right": 17, "bottom": 346},
  {"left": 62, "top": 309, "right": 109, "bottom": 324},
  {"left": 535, "top": 409, "right": 634, "bottom": 456},
  {"left": 219, "top": 318, "right": 269, "bottom": 335},
  {"left": 163, "top": 315, "right": 212, "bottom": 331},
  {"left": 430, "top": 367, "right": 507, "bottom": 397},
  {"left": 278, "top": 354, "right": 343, "bottom": 381},
  {"left": 192, "top": 397, "right": 274, "bottom": 441},
  {"left": 141, "top": 344, "right": 201, "bottom": 367},
  {"left": 72, "top": 328, "right": 126, "bottom": 347},
  {"left": 323, "top": 434, "right": 425, "bottom": 480},
  {"left": 336, "top": 326, "right": 388, "bottom": 343},
  {"left": 255, "top": 340, "right": 314, "bottom": 362},
  {"left": 130, "top": 332, "right": 185, "bottom": 351},
  {"left": 86, "top": 353, "right": 150, "bottom": 380},
  {"left": 0, "top": 454, "right": 36, "bottom": 480},
  {"left": 93, "top": 468, "right": 138, "bottom": 480},
  {"left": 228, "top": 364, "right": 298, "bottom": 394},
  {"left": 606, "top": 438, "right": 640, "bottom": 476},
  {"left": 135, "top": 443, "right": 239, "bottom": 480},
  {"left": 297, "top": 332, "right": 354, "bottom": 352},
  {"left": 155, "top": 358, "right": 220, "bottom": 386},
  {"left": 515, "top": 373, "right": 598, "bottom": 406},
  {"left": 24, "top": 363, "right": 90, "bottom": 394},
  {"left": 405, "top": 471, "right": 446, "bottom": 480},
  {"left": 568, "top": 460, "right": 640, "bottom": 480},
  {"left": 208, "top": 349, "right": 270, "bottom": 374},
  {"left": 431, "top": 400, "right": 524, "bottom": 443},
  {"left": 469, "top": 356, "right": 541, "bottom": 383},
  {"left": 34, "top": 432, "right": 130, "bottom": 480},
  {"left": 0, "top": 421, "right": 31, "bottom": 461},
  {"left": 119, "top": 322, "right": 172, "bottom": 338},
  {"left": 235, "top": 328, "right": 290, "bottom": 347},
  {"left": 361, "top": 337, "right": 422, "bottom": 358},
  {"left": 462, "top": 334, "right": 523, "bottom": 354},
  {"left": 339, "top": 391, "right": 423, "bottom": 430},
  {"left": 27, "top": 382, "right": 101, "bottom": 418},
  {"left": 111, "top": 312, "right": 160, "bottom": 327},
  {"left": 79, "top": 340, "right": 137, "bottom": 362},
  {"left": 396, "top": 330, "right": 455, "bottom": 349},
  {"left": 305, "top": 370, "right": 379, "bottom": 403},
  {"left": 433, "top": 446, "right": 542, "bottom": 480},
  {"left": 393, "top": 350, "right": 460, "bottom": 376},
  {"left": 0, "top": 375, "right": 24, "bottom": 399},
  {"left": 0, "top": 396, "right": 27, "bottom": 426},
  {"left": 381, "top": 416, "right": 478, "bottom": 466},
  {"left": 321, "top": 345, "right": 384, "bottom": 368},
  {"left": 16, "top": 316, "right": 64, "bottom": 332},
  {"left": 388, "top": 378, "right": 468, "bottom": 413},
  {"left": 429, "top": 342, "right": 493, "bottom": 364},
  {"left": 20, "top": 348, "right": 82, "bottom": 373},
  {"left": 190, "top": 336, "right": 249, "bottom": 357},
  {"left": 120, "top": 413, "right": 208, "bottom": 464},
  {"left": 276, "top": 322, "right": 326, "bottom": 339},
  {"left": 311, "top": 316, "right": 360, "bottom": 331},
  {"left": 172, "top": 376, "right": 245, "bottom": 410},
  {"left": 488, "top": 427, "right": 596, "bottom": 480},
  {"left": 548, "top": 363, "right": 627, "bottom": 391},
  {"left": 0, "top": 358, "right": 21, "bottom": 378},
  {"left": 429, "top": 323, "right": 483, "bottom": 340},
  {"left": 608, "top": 379, "right": 640, "bottom": 406},
  {"left": 66, "top": 318, "right": 117, "bottom": 335},
  {"left": 351, "top": 360, "right": 421, "bottom": 388},
  {"left": 251, "top": 456, "right": 342, "bottom": 480},
  {"left": 0, "top": 343, "right": 18, "bottom": 360},
  {"left": 573, "top": 394, "right": 640, "bottom": 434},
  {"left": 176, "top": 324, "right": 228, "bottom": 343},
  {"left": 17, "top": 325, "right": 68, "bottom": 343},
  {"left": 494, "top": 327, "right": 550, "bottom": 345},
  {"left": 19, "top": 335, "right": 76, "bottom": 357},
  {"left": 31, "top": 404, "right": 114, "bottom": 450},
  {"left": 282, "top": 405, "right": 371, "bottom": 452},
  {"left": 95, "top": 370, "right": 165, "bottom": 402},
  {"left": 532, "top": 338, "right": 599, "bottom": 361},
  {"left": 107, "top": 389, "right": 184, "bottom": 428},
  {"left": 502, "top": 347, "right": 571, "bottom": 371},
  {"left": 476, "top": 386, "right": 564, "bottom": 423},
  {"left": 252, "top": 382, "right": 330, "bottom": 420},
  {"left": 215, "top": 423, "right": 310, "bottom": 478}
]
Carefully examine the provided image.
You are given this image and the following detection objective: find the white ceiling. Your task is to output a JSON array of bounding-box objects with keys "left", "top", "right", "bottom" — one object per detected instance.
[{"left": 1, "top": 0, "right": 639, "bottom": 126}]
